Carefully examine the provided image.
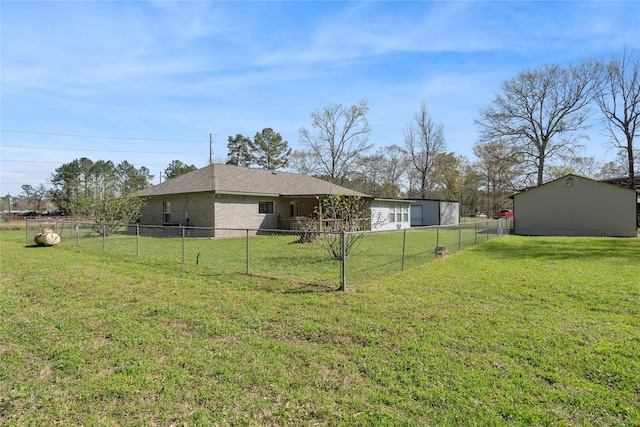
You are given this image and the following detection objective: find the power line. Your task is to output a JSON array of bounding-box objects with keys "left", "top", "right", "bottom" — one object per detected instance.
[
  {"left": 1, "top": 129, "right": 208, "bottom": 143},
  {"left": 1, "top": 144, "right": 201, "bottom": 155},
  {"left": 1, "top": 159, "right": 69, "bottom": 165},
  {"left": 1, "top": 159, "right": 169, "bottom": 168},
  {"left": 2, "top": 171, "right": 52, "bottom": 175}
]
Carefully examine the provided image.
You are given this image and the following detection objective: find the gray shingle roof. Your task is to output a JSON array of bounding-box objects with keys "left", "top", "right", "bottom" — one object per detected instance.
[{"left": 137, "top": 164, "right": 371, "bottom": 198}]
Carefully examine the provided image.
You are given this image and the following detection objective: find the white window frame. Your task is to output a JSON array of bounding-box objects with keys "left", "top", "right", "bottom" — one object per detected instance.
[{"left": 388, "top": 204, "right": 409, "bottom": 223}]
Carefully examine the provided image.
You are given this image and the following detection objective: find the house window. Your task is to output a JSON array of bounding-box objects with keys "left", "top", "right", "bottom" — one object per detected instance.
[
  {"left": 388, "top": 205, "right": 408, "bottom": 223},
  {"left": 259, "top": 201, "right": 274, "bottom": 214},
  {"left": 163, "top": 201, "right": 171, "bottom": 223}
]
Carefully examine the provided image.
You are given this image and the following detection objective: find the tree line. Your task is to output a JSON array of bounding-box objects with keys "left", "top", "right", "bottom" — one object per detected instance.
[
  {"left": 3, "top": 48, "right": 637, "bottom": 219},
  {"left": 226, "top": 49, "right": 637, "bottom": 216},
  {"left": 2, "top": 159, "right": 196, "bottom": 216}
]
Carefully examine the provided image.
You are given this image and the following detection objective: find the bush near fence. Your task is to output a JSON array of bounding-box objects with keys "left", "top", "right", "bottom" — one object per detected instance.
[{"left": 26, "top": 219, "right": 510, "bottom": 289}]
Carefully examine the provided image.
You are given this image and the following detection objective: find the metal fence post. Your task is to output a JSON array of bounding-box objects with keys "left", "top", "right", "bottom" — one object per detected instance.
[
  {"left": 76, "top": 223, "right": 80, "bottom": 246},
  {"left": 103, "top": 225, "right": 106, "bottom": 251},
  {"left": 436, "top": 226, "right": 440, "bottom": 248},
  {"left": 458, "top": 224, "right": 462, "bottom": 251},
  {"left": 339, "top": 231, "right": 346, "bottom": 291},
  {"left": 474, "top": 222, "right": 478, "bottom": 246},
  {"left": 246, "top": 229, "right": 250, "bottom": 275},
  {"left": 401, "top": 229, "right": 407, "bottom": 271},
  {"left": 136, "top": 224, "right": 140, "bottom": 257},
  {"left": 181, "top": 226, "right": 185, "bottom": 263}
]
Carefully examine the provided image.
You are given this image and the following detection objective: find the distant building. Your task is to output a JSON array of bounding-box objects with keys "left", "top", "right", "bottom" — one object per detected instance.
[{"left": 409, "top": 199, "right": 460, "bottom": 227}]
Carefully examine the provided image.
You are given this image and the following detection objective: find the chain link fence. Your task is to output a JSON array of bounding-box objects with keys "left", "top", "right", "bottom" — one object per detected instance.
[{"left": 26, "top": 219, "right": 511, "bottom": 289}]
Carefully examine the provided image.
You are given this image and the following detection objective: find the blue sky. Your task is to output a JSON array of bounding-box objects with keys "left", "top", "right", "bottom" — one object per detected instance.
[{"left": 1, "top": 0, "right": 638, "bottom": 197}]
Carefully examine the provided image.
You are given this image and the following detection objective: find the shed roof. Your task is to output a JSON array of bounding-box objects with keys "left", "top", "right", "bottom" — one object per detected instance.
[
  {"left": 137, "top": 163, "right": 371, "bottom": 198},
  {"left": 511, "top": 174, "right": 638, "bottom": 199},
  {"left": 600, "top": 175, "right": 640, "bottom": 191}
]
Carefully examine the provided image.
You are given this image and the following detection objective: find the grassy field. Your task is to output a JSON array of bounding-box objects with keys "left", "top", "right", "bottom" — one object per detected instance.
[{"left": 1, "top": 230, "right": 639, "bottom": 425}]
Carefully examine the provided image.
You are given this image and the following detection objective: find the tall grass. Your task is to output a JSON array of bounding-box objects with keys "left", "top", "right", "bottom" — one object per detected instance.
[{"left": 1, "top": 230, "right": 638, "bottom": 425}]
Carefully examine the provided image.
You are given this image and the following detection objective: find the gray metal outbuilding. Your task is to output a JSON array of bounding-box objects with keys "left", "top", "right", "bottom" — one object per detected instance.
[
  {"left": 410, "top": 199, "right": 460, "bottom": 226},
  {"left": 513, "top": 174, "right": 637, "bottom": 237}
]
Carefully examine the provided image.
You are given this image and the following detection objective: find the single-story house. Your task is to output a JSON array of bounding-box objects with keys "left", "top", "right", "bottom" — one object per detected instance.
[
  {"left": 409, "top": 199, "right": 460, "bottom": 226},
  {"left": 136, "top": 163, "right": 411, "bottom": 237},
  {"left": 513, "top": 174, "right": 637, "bottom": 237}
]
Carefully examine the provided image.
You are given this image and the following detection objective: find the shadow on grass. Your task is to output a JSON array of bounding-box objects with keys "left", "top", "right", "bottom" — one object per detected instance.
[
  {"left": 283, "top": 283, "right": 340, "bottom": 294},
  {"left": 226, "top": 272, "right": 339, "bottom": 293},
  {"left": 479, "top": 236, "right": 640, "bottom": 262},
  {"left": 24, "top": 244, "right": 56, "bottom": 249}
]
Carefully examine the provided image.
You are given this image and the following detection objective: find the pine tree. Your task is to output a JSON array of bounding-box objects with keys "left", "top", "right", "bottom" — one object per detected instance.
[
  {"left": 251, "top": 128, "right": 291, "bottom": 170},
  {"left": 226, "top": 134, "right": 253, "bottom": 167}
]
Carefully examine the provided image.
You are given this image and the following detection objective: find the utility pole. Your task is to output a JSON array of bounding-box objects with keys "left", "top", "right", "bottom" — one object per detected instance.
[{"left": 210, "top": 133, "right": 215, "bottom": 232}]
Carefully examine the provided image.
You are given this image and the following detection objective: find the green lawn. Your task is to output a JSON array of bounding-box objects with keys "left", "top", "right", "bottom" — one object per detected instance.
[
  {"left": 1, "top": 230, "right": 638, "bottom": 425},
  {"left": 24, "top": 221, "right": 503, "bottom": 288}
]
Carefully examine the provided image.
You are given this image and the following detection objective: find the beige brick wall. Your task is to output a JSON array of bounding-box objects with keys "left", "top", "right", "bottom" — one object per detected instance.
[
  {"left": 139, "top": 193, "right": 348, "bottom": 235},
  {"left": 215, "top": 195, "right": 280, "bottom": 230},
  {"left": 139, "top": 194, "right": 214, "bottom": 228},
  {"left": 140, "top": 193, "right": 282, "bottom": 230}
]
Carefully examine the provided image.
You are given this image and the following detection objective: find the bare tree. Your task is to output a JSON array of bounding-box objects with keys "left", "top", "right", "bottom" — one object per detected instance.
[
  {"left": 546, "top": 155, "right": 602, "bottom": 180},
  {"left": 351, "top": 152, "right": 385, "bottom": 197},
  {"left": 20, "top": 184, "right": 49, "bottom": 211},
  {"left": 404, "top": 101, "right": 446, "bottom": 198},
  {"left": 348, "top": 145, "right": 408, "bottom": 198},
  {"left": 594, "top": 48, "right": 639, "bottom": 191},
  {"left": 473, "top": 140, "right": 522, "bottom": 215},
  {"left": 379, "top": 145, "right": 409, "bottom": 198},
  {"left": 476, "top": 62, "right": 601, "bottom": 186},
  {"left": 597, "top": 148, "right": 639, "bottom": 179},
  {"left": 298, "top": 100, "right": 373, "bottom": 185},
  {"left": 288, "top": 149, "right": 319, "bottom": 176}
]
